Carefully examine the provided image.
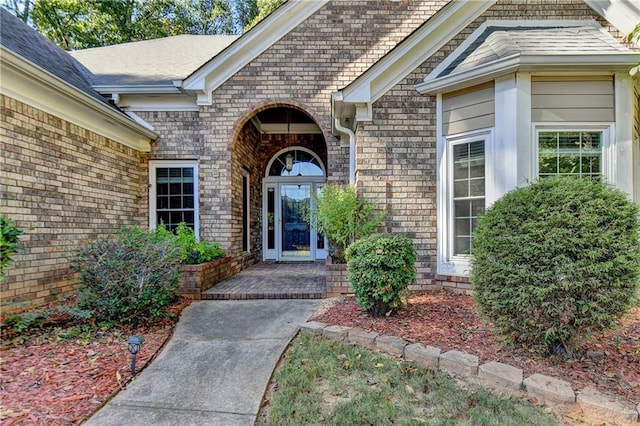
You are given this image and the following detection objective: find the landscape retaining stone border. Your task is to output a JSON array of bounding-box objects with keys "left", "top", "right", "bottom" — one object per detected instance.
[{"left": 299, "top": 321, "right": 640, "bottom": 425}]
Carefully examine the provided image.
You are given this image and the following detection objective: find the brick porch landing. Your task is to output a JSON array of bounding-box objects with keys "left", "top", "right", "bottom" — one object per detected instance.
[{"left": 201, "top": 261, "right": 326, "bottom": 300}]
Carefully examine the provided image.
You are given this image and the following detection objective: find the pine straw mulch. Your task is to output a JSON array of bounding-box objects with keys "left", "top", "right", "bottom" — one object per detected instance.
[
  {"left": 0, "top": 297, "right": 192, "bottom": 426},
  {"left": 312, "top": 291, "right": 640, "bottom": 407}
]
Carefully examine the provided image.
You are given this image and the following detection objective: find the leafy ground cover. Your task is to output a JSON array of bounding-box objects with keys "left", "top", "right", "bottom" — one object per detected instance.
[
  {"left": 258, "top": 332, "right": 560, "bottom": 425},
  {"left": 0, "top": 297, "right": 192, "bottom": 425},
  {"left": 312, "top": 291, "right": 640, "bottom": 408},
  {"left": 1, "top": 291, "right": 637, "bottom": 424}
]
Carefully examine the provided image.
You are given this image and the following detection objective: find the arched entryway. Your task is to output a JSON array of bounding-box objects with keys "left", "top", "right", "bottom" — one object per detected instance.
[
  {"left": 232, "top": 103, "right": 328, "bottom": 264},
  {"left": 263, "top": 147, "right": 327, "bottom": 261}
]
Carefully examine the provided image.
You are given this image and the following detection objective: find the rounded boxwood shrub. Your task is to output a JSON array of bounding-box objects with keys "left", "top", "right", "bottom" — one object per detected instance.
[
  {"left": 346, "top": 233, "right": 416, "bottom": 317},
  {"left": 471, "top": 177, "right": 640, "bottom": 356},
  {"left": 70, "top": 226, "right": 182, "bottom": 324}
]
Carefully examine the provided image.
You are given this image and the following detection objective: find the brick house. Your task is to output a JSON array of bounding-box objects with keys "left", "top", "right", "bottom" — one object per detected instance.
[{"left": 1, "top": 1, "right": 639, "bottom": 310}]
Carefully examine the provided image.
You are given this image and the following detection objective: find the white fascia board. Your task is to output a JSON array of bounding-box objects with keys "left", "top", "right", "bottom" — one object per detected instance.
[
  {"left": 425, "top": 20, "right": 599, "bottom": 83},
  {"left": 125, "top": 111, "right": 155, "bottom": 131},
  {"left": 1, "top": 48, "right": 157, "bottom": 151},
  {"left": 93, "top": 84, "right": 181, "bottom": 94},
  {"left": 517, "top": 53, "right": 640, "bottom": 67},
  {"left": 417, "top": 56, "right": 521, "bottom": 94},
  {"left": 583, "top": 0, "right": 640, "bottom": 35},
  {"left": 417, "top": 53, "right": 640, "bottom": 94},
  {"left": 341, "top": 0, "right": 498, "bottom": 105},
  {"left": 181, "top": 0, "right": 329, "bottom": 104},
  {"left": 117, "top": 94, "right": 199, "bottom": 112}
]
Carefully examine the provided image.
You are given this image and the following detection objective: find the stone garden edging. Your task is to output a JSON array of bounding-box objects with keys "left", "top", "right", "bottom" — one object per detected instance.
[{"left": 300, "top": 321, "right": 640, "bottom": 426}]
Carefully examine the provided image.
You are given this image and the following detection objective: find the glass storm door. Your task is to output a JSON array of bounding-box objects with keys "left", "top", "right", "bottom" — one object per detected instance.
[
  {"left": 263, "top": 147, "right": 327, "bottom": 261},
  {"left": 280, "top": 184, "right": 312, "bottom": 260}
]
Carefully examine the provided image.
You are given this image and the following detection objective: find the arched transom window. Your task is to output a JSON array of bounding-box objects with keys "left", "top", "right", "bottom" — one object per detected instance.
[{"left": 267, "top": 148, "right": 324, "bottom": 177}]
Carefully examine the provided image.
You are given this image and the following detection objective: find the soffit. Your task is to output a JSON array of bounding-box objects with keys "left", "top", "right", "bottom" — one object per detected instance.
[{"left": 417, "top": 21, "right": 640, "bottom": 94}]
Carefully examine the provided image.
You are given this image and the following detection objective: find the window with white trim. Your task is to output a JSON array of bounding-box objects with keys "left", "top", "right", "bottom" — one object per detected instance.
[
  {"left": 242, "top": 169, "right": 250, "bottom": 252},
  {"left": 535, "top": 125, "right": 610, "bottom": 181},
  {"left": 450, "top": 139, "right": 486, "bottom": 257},
  {"left": 538, "top": 131, "right": 602, "bottom": 178},
  {"left": 438, "top": 130, "right": 492, "bottom": 276},
  {"left": 149, "top": 161, "right": 199, "bottom": 234}
]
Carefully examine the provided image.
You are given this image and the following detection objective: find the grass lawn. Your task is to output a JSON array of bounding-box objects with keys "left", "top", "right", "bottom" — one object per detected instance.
[{"left": 258, "top": 332, "right": 560, "bottom": 426}]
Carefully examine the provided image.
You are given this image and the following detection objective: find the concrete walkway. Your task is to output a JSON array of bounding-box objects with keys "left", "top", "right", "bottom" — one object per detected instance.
[{"left": 85, "top": 299, "right": 320, "bottom": 426}]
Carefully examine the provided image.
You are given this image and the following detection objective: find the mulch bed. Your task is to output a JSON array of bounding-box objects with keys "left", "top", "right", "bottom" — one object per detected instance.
[
  {"left": 312, "top": 291, "right": 640, "bottom": 406},
  {"left": 0, "top": 297, "right": 192, "bottom": 425},
  {"left": 2, "top": 292, "right": 638, "bottom": 424}
]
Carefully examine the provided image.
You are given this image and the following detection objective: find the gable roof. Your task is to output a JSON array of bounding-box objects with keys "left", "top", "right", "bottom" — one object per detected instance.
[
  {"left": 70, "top": 34, "right": 238, "bottom": 90},
  {"left": 0, "top": 8, "right": 109, "bottom": 106},
  {"left": 439, "top": 23, "right": 633, "bottom": 78},
  {"left": 332, "top": 0, "right": 640, "bottom": 131},
  {"left": 417, "top": 20, "right": 640, "bottom": 94},
  {"left": 332, "top": 0, "right": 496, "bottom": 128},
  {"left": 181, "top": 0, "right": 329, "bottom": 105},
  {"left": 0, "top": 7, "right": 157, "bottom": 150}
]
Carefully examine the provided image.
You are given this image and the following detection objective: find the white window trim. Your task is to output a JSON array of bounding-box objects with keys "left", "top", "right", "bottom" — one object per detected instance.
[
  {"left": 148, "top": 160, "right": 200, "bottom": 237},
  {"left": 437, "top": 128, "right": 494, "bottom": 276},
  {"left": 532, "top": 123, "right": 614, "bottom": 183},
  {"left": 242, "top": 169, "right": 251, "bottom": 253}
]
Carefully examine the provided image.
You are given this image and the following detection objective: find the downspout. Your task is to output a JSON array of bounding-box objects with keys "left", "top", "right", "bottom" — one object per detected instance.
[{"left": 334, "top": 118, "right": 356, "bottom": 185}]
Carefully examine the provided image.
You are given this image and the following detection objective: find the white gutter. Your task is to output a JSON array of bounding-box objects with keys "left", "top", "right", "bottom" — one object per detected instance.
[
  {"left": 1, "top": 47, "right": 157, "bottom": 150},
  {"left": 334, "top": 118, "right": 356, "bottom": 185},
  {"left": 93, "top": 84, "right": 181, "bottom": 94},
  {"left": 416, "top": 53, "right": 640, "bottom": 94}
]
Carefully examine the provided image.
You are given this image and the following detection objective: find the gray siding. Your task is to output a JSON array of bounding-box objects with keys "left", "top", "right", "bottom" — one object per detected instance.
[
  {"left": 531, "top": 78, "right": 614, "bottom": 122},
  {"left": 442, "top": 82, "right": 495, "bottom": 135}
]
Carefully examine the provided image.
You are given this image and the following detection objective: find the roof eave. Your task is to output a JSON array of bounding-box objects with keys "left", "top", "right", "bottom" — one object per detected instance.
[
  {"left": 331, "top": 0, "right": 498, "bottom": 134},
  {"left": 583, "top": 0, "right": 640, "bottom": 35},
  {"left": 416, "top": 53, "right": 640, "bottom": 94},
  {"left": 93, "top": 84, "right": 182, "bottom": 95},
  {"left": 339, "top": 0, "right": 498, "bottom": 106},
  {"left": 181, "top": 0, "right": 329, "bottom": 105},
  {"left": 0, "top": 47, "right": 157, "bottom": 151}
]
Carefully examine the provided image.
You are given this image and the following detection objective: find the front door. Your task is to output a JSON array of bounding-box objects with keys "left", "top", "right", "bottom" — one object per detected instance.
[
  {"left": 280, "top": 183, "right": 311, "bottom": 260},
  {"left": 263, "top": 147, "right": 327, "bottom": 261},
  {"left": 263, "top": 181, "right": 326, "bottom": 261}
]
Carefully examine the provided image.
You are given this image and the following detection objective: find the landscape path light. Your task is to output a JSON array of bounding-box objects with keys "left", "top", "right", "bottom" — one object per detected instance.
[{"left": 127, "top": 335, "right": 145, "bottom": 375}]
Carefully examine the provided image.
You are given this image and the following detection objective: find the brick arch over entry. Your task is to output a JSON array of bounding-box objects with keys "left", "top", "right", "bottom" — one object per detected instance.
[{"left": 229, "top": 101, "right": 329, "bottom": 268}]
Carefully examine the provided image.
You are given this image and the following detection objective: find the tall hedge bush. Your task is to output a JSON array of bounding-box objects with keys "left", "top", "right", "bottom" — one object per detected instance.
[
  {"left": 346, "top": 234, "right": 416, "bottom": 316},
  {"left": 70, "top": 226, "right": 181, "bottom": 324},
  {"left": 471, "top": 177, "right": 640, "bottom": 356}
]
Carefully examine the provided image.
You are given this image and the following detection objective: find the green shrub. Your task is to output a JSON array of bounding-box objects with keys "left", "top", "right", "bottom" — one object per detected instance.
[
  {"left": 306, "top": 184, "right": 384, "bottom": 263},
  {"left": 162, "top": 222, "right": 226, "bottom": 265},
  {"left": 471, "top": 177, "right": 640, "bottom": 356},
  {"left": 346, "top": 234, "right": 416, "bottom": 316},
  {"left": 1, "top": 215, "right": 24, "bottom": 280},
  {"left": 69, "top": 226, "right": 181, "bottom": 324}
]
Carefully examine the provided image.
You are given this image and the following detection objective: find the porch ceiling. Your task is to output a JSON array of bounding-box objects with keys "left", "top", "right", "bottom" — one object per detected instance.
[{"left": 251, "top": 107, "right": 321, "bottom": 134}]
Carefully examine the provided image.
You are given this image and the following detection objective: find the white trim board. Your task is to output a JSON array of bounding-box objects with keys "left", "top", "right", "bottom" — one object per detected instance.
[
  {"left": 1, "top": 47, "right": 157, "bottom": 151},
  {"left": 181, "top": 0, "right": 329, "bottom": 105}
]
